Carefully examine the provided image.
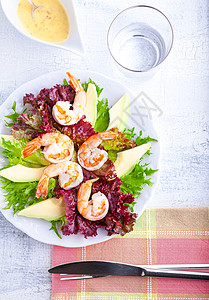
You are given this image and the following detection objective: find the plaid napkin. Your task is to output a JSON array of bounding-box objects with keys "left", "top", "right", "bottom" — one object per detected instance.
[{"left": 51, "top": 207, "right": 209, "bottom": 299}]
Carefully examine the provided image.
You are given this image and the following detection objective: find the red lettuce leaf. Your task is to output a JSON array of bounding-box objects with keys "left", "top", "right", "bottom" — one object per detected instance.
[
  {"left": 55, "top": 171, "right": 137, "bottom": 238},
  {"left": 93, "top": 159, "right": 116, "bottom": 179},
  {"left": 11, "top": 85, "right": 75, "bottom": 139},
  {"left": 11, "top": 85, "right": 95, "bottom": 146},
  {"left": 11, "top": 112, "right": 43, "bottom": 140},
  {"left": 62, "top": 117, "right": 95, "bottom": 147}
]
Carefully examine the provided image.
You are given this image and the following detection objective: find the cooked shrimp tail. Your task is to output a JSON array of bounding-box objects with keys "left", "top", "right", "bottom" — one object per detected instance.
[
  {"left": 22, "top": 136, "right": 42, "bottom": 158},
  {"left": 52, "top": 72, "right": 86, "bottom": 126},
  {"left": 100, "top": 130, "right": 118, "bottom": 140},
  {"left": 66, "top": 72, "right": 83, "bottom": 92},
  {"left": 77, "top": 178, "right": 109, "bottom": 221},
  {"left": 78, "top": 130, "right": 119, "bottom": 171},
  {"left": 22, "top": 133, "right": 74, "bottom": 164},
  {"left": 36, "top": 161, "right": 83, "bottom": 198},
  {"left": 36, "top": 174, "right": 49, "bottom": 199}
]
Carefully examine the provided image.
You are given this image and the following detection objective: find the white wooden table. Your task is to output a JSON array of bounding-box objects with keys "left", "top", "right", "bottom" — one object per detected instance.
[{"left": 0, "top": 0, "right": 208, "bottom": 299}]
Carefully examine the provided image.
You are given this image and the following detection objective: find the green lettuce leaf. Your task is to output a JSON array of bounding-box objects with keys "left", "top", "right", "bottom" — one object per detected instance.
[
  {"left": 124, "top": 128, "right": 157, "bottom": 145},
  {"left": 107, "top": 150, "right": 118, "bottom": 162},
  {"left": 1, "top": 178, "right": 56, "bottom": 214},
  {"left": 118, "top": 128, "right": 158, "bottom": 210},
  {"left": 124, "top": 202, "right": 136, "bottom": 212},
  {"left": 5, "top": 101, "right": 25, "bottom": 128},
  {"left": 94, "top": 98, "right": 110, "bottom": 132},
  {"left": 82, "top": 78, "right": 103, "bottom": 97},
  {"left": 1, "top": 138, "right": 49, "bottom": 168},
  {"left": 63, "top": 78, "right": 69, "bottom": 86},
  {"left": 46, "top": 178, "right": 57, "bottom": 198},
  {"left": 123, "top": 128, "right": 136, "bottom": 140},
  {"left": 1, "top": 179, "right": 37, "bottom": 214},
  {"left": 123, "top": 128, "right": 158, "bottom": 156},
  {"left": 120, "top": 161, "right": 158, "bottom": 198},
  {"left": 82, "top": 79, "right": 109, "bottom": 132},
  {"left": 50, "top": 216, "right": 67, "bottom": 239},
  {"left": 135, "top": 130, "right": 158, "bottom": 146}
]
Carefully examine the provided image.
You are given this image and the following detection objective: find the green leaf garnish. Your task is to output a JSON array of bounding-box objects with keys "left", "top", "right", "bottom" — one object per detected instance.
[
  {"left": 82, "top": 78, "right": 103, "bottom": 97},
  {"left": 124, "top": 202, "right": 136, "bottom": 212},
  {"left": 63, "top": 79, "right": 69, "bottom": 86},
  {"left": 1, "top": 178, "right": 56, "bottom": 214},
  {"left": 120, "top": 161, "right": 158, "bottom": 197},
  {"left": 1, "top": 178, "right": 38, "bottom": 214},
  {"left": 46, "top": 178, "right": 57, "bottom": 199},
  {"left": 136, "top": 130, "right": 158, "bottom": 146},
  {"left": 107, "top": 150, "right": 118, "bottom": 162},
  {"left": 50, "top": 216, "right": 67, "bottom": 239},
  {"left": 123, "top": 128, "right": 136, "bottom": 140},
  {"left": 5, "top": 101, "right": 25, "bottom": 127},
  {"left": 94, "top": 98, "right": 110, "bottom": 132}
]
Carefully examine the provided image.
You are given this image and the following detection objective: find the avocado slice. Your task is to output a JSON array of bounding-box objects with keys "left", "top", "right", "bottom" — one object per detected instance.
[
  {"left": 0, "top": 164, "right": 45, "bottom": 182},
  {"left": 18, "top": 197, "right": 65, "bottom": 221},
  {"left": 84, "top": 83, "right": 97, "bottom": 126},
  {"left": 114, "top": 143, "right": 151, "bottom": 178},
  {"left": 107, "top": 94, "right": 130, "bottom": 132},
  {"left": 0, "top": 134, "right": 14, "bottom": 147}
]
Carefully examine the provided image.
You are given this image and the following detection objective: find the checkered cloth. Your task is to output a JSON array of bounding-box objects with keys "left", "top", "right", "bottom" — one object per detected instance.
[{"left": 52, "top": 207, "right": 209, "bottom": 299}]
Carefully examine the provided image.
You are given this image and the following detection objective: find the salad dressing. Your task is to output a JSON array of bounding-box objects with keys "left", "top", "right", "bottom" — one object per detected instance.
[{"left": 17, "top": 0, "right": 70, "bottom": 43}]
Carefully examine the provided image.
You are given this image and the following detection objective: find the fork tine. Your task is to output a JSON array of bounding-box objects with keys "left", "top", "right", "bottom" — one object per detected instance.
[
  {"left": 61, "top": 275, "right": 94, "bottom": 281},
  {"left": 60, "top": 275, "right": 109, "bottom": 281}
]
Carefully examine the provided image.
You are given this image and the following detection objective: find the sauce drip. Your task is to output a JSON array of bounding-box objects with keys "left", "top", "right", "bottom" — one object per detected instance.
[{"left": 17, "top": 0, "right": 70, "bottom": 43}]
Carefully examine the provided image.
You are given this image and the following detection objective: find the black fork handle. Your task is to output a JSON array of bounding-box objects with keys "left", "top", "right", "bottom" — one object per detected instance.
[{"left": 144, "top": 268, "right": 209, "bottom": 280}]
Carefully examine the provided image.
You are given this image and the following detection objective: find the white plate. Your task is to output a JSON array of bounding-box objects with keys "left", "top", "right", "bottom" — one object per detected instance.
[
  {"left": 0, "top": 70, "right": 160, "bottom": 247},
  {"left": 1, "top": 0, "right": 85, "bottom": 56}
]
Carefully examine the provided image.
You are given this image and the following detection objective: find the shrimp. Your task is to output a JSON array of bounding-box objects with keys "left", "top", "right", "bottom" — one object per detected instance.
[
  {"left": 77, "top": 178, "right": 109, "bottom": 221},
  {"left": 22, "top": 132, "right": 74, "bottom": 164},
  {"left": 78, "top": 130, "right": 118, "bottom": 171},
  {"left": 52, "top": 72, "right": 87, "bottom": 125},
  {"left": 36, "top": 161, "right": 83, "bottom": 199}
]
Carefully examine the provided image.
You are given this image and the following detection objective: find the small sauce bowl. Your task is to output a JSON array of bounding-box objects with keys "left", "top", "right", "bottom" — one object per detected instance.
[{"left": 1, "top": 0, "right": 85, "bottom": 56}]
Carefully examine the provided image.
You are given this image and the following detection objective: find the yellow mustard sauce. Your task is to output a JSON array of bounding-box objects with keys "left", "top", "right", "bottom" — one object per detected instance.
[{"left": 17, "top": 0, "right": 70, "bottom": 43}]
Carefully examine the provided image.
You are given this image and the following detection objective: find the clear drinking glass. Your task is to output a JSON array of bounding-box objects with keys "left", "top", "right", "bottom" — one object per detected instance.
[{"left": 107, "top": 5, "right": 174, "bottom": 76}]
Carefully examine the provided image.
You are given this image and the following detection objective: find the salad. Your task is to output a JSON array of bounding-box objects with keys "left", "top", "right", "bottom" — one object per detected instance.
[{"left": 0, "top": 72, "right": 157, "bottom": 239}]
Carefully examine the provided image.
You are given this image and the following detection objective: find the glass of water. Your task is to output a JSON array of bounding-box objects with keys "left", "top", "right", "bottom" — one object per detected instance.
[{"left": 107, "top": 5, "right": 174, "bottom": 75}]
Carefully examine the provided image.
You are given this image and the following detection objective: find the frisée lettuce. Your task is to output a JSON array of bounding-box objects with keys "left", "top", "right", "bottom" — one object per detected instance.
[
  {"left": 0, "top": 138, "right": 49, "bottom": 168},
  {"left": 120, "top": 161, "right": 158, "bottom": 197},
  {"left": 1, "top": 177, "right": 56, "bottom": 214}
]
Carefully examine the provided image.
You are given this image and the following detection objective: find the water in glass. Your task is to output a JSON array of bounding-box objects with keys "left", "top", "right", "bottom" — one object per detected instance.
[{"left": 111, "top": 23, "right": 166, "bottom": 71}]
